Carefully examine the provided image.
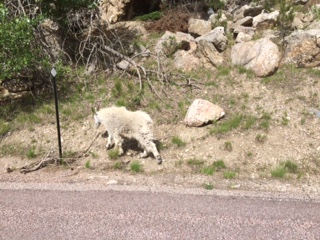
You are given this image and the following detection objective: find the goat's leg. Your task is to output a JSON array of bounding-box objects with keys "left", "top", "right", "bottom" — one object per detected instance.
[
  {"left": 113, "top": 132, "right": 124, "bottom": 155},
  {"left": 106, "top": 133, "right": 114, "bottom": 149},
  {"left": 138, "top": 138, "right": 162, "bottom": 165}
]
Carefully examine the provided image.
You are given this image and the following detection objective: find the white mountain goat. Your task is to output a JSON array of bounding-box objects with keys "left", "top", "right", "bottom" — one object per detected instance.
[{"left": 93, "top": 106, "right": 162, "bottom": 164}]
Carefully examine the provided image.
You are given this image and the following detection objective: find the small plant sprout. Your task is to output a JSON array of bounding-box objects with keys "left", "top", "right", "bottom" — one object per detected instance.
[
  {"left": 203, "top": 183, "right": 214, "bottom": 190},
  {"left": 281, "top": 113, "right": 290, "bottom": 126},
  {"left": 27, "top": 146, "right": 37, "bottom": 159},
  {"left": 255, "top": 134, "right": 267, "bottom": 143},
  {"left": 85, "top": 160, "right": 92, "bottom": 169},
  {"left": 224, "top": 141, "right": 233, "bottom": 152}
]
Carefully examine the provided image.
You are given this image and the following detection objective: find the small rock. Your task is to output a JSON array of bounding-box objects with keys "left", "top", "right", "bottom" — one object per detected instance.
[{"left": 107, "top": 180, "right": 118, "bottom": 185}]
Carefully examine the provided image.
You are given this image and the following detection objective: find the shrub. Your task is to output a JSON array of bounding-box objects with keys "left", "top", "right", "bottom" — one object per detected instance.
[{"left": 134, "top": 11, "right": 162, "bottom": 21}]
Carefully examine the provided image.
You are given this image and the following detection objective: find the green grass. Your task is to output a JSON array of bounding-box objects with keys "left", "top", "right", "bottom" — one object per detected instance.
[
  {"left": 85, "top": 160, "right": 92, "bottom": 169},
  {"left": 201, "top": 166, "right": 215, "bottom": 175},
  {"left": 255, "top": 134, "right": 267, "bottom": 143},
  {"left": 236, "top": 65, "right": 255, "bottom": 78},
  {"left": 171, "top": 136, "right": 186, "bottom": 148},
  {"left": 203, "top": 183, "right": 214, "bottom": 190},
  {"left": 223, "top": 170, "right": 236, "bottom": 179},
  {"left": 224, "top": 141, "right": 233, "bottom": 152},
  {"left": 108, "top": 149, "right": 120, "bottom": 160},
  {"left": 134, "top": 11, "right": 162, "bottom": 21},
  {"left": 271, "top": 160, "right": 299, "bottom": 178},
  {"left": 281, "top": 113, "right": 289, "bottom": 126},
  {"left": 0, "top": 144, "right": 26, "bottom": 157},
  {"left": 212, "top": 160, "right": 226, "bottom": 171},
  {"left": 271, "top": 166, "right": 287, "bottom": 178},
  {"left": 130, "top": 161, "right": 143, "bottom": 173},
  {"left": 210, "top": 114, "right": 243, "bottom": 135},
  {"left": 216, "top": 65, "right": 231, "bottom": 78},
  {"left": 283, "top": 160, "right": 299, "bottom": 174},
  {"left": 26, "top": 146, "right": 37, "bottom": 159},
  {"left": 187, "top": 158, "right": 205, "bottom": 166},
  {"left": 113, "top": 162, "right": 124, "bottom": 170},
  {"left": 0, "top": 120, "right": 11, "bottom": 136},
  {"left": 242, "top": 115, "right": 257, "bottom": 130}
]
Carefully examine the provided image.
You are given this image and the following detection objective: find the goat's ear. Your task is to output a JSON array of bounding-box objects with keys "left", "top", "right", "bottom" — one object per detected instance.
[{"left": 91, "top": 107, "right": 96, "bottom": 114}]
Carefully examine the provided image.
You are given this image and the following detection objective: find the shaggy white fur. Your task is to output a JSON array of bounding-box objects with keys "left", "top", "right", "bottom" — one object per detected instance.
[{"left": 94, "top": 106, "right": 162, "bottom": 164}]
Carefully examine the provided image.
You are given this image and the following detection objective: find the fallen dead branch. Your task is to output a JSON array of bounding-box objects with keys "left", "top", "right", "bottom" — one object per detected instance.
[{"left": 10, "top": 132, "right": 101, "bottom": 174}]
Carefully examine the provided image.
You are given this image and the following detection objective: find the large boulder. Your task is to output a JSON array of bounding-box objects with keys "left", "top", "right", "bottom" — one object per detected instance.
[
  {"left": 252, "top": 10, "right": 279, "bottom": 30},
  {"left": 184, "top": 99, "right": 225, "bottom": 127},
  {"left": 282, "top": 29, "right": 320, "bottom": 67},
  {"left": 196, "top": 27, "right": 228, "bottom": 52},
  {"left": 173, "top": 50, "right": 201, "bottom": 71},
  {"left": 196, "top": 40, "right": 224, "bottom": 67},
  {"left": 155, "top": 31, "right": 196, "bottom": 56},
  {"left": 231, "top": 38, "right": 281, "bottom": 77},
  {"left": 233, "top": 4, "right": 263, "bottom": 22},
  {"left": 188, "top": 18, "right": 212, "bottom": 36}
]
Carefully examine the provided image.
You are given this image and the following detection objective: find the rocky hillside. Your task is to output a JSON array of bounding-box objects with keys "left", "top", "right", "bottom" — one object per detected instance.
[{"left": 1, "top": 0, "right": 320, "bottom": 195}]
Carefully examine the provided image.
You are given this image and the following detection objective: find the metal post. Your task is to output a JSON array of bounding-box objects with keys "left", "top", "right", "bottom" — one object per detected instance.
[{"left": 51, "top": 68, "right": 62, "bottom": 159}]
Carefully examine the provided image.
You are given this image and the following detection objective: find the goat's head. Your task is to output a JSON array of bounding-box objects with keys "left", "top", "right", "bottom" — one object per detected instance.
[{"left": 91, "top": 107, "right": 101, "bottom": 128}]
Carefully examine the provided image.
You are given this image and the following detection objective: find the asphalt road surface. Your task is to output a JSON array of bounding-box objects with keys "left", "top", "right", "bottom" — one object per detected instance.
[{"left": 0, "top": 184, "right": 320, "bottom": 240}]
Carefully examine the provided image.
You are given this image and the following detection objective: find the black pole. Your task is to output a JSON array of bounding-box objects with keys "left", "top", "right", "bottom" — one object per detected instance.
[{"left": 52, "top": 72, "right": 62, "bottom": 159}]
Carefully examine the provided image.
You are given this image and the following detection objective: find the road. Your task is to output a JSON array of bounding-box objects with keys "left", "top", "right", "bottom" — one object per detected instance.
[{"left": 0, "top": 184, "right": 319, "bottom": 240}]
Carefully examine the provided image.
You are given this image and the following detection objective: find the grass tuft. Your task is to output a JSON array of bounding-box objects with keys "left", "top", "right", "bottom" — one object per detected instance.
[
  {"left": 108, "top": 149, "right": 120, "bottom": 160},
  {"left": 201, "top": 166, "right": 215, "bottom": 175},
  {"left": 85, "top": 160, "right": 92, "bottom": 169},
  {"left": 203, "top": 183, "right": 214, "bottom": 190},
  {"left": 212, "top": 160, "right": 226, "bottom": 171},
  {"left": 171, "top": 136, "right": 186, "bottom": 148},
  {"left": 130, "top": 161, "right": 143, "bottom": 173},
  {"left": 271, "top": 166, "right": 287, "bottom": 178},
  {"left": 26, "top": 146, "right": 37, "bottom": 159},
  {"left": 223, "top": 170, "right": 236, "bottom": 179}
]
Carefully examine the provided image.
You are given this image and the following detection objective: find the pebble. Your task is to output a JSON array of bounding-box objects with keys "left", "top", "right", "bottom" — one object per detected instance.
[{"left": 107, "top": 180, "right": 118, "bottom": 185}]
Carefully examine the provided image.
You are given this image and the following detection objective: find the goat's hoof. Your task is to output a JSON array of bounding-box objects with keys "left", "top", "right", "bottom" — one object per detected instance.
[
  {"left": 105, "top": 144, "right": 114, "bottom": 150},
  {"left": 140, "top": 153, "right": 148, "bottom": 158}
]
